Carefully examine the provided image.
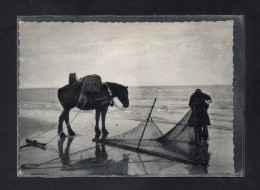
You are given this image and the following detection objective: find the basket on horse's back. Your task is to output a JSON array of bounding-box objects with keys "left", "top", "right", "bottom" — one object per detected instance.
[
  {"left": 81, "top": 74, "right": 102, "bottom": 93},
  {"left": 69, "top": 73, "right": 78, "bottom": 84}
]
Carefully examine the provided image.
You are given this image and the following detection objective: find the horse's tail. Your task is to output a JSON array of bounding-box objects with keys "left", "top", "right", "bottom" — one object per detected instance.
[
  {"left": 58, "top": 84, "right": 81, "bottom": 109},
  {"left": 58, "top": 87, "right": 66, "bottom": 109}
]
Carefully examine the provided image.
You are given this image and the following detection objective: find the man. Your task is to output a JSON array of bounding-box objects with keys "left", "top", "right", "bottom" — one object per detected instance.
[{"left": 189, "top": 89, "right": 212, "bottom": 140}]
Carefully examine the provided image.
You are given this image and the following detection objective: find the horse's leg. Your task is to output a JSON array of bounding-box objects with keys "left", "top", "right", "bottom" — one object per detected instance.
[
  {"left": 64, "top": 109, "right": 76, "bottom": 136},
  {"left": 95, "top": 142, "right": 101, "bottom": 158},
  {"left": 101, "top": 106, "right": 109, "bottom": 135},
  {"left": 95, "top": 109, "right": 101, "bottom": 135},
  {"left": 58, "top": 110, "right": 66, "bottom": 138},
  {"left": 64, "top": 138, "right": 74, "bottom": 165},
  {"left": 58, "top": 136, "right": 65, "bottom": 159}
]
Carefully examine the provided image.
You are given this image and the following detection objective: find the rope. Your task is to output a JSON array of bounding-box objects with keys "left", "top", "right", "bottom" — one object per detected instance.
[
  {"left": 27, "top": 121, "right": 59, "bottom": 140},
  {"left": 21, "top": 144, "right": 173, "bottom": 170},
  {"left": 23, "top": 79, "right": 89, "bottom": 146},
  {"left": 22, "top": 98, "right": 89, "bottom": 147},
  {"left": 22, "top": 133, "right": 176, "bottom": 170},
  {"left": 21, "top": 145, "right": 96, "bottom": 169},
  {"left": 45, "top": 98, "right": 89, "bottom": 145},
  {"left": 75, "top": 78, "right": 87, "bottom": 108},
  {"left": 114, "top": 101, "right": 126, "bottom": 111}
]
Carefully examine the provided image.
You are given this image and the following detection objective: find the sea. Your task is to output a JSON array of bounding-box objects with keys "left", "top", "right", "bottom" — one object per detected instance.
[{"left": 18, "top": 85, "right": 233, "bottom": 131}]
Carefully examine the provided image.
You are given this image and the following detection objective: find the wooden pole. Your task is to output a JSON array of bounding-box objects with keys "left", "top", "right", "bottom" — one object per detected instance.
[{"left": 136, "top": 98, "right": 157, "bottom": 150}]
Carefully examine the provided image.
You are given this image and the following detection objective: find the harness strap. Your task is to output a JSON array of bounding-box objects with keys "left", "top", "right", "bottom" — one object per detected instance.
[
  {"left": 77, "top": 82, "right": 115, "bottom": 106},
  {"left": 105, "top": 83, "right": 114, "bottom": 106}
]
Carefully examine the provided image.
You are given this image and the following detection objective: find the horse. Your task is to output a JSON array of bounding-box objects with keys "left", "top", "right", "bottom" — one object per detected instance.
[
  {"left": 58, "top": 137, "right": 129, "bottom": 174},
  {"left": 57, "top": 82, "right": 129, "bottom": 138}
]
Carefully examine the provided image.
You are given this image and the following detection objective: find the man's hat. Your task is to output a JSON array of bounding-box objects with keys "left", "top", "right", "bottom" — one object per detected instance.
[{"left": 195, "top": 89, "right": 202, "bottom": 93}]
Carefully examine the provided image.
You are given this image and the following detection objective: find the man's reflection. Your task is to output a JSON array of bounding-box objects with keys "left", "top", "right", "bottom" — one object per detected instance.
[
  {"left": 189, "top": 140, "right": 210, "bottom": 174},
  {"left": 164, "top": 139, "right": 210, "bottom": 174}
]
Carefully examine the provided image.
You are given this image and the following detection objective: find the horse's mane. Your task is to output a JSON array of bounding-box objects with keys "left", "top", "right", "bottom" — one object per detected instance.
[{"left": 106, "top": 82, "right": 126, "bottom": 90}]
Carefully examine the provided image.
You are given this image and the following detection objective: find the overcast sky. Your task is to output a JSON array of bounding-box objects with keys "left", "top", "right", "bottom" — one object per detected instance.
[{"left": 19, "top": 21, "right": 234, "bottom": 88}]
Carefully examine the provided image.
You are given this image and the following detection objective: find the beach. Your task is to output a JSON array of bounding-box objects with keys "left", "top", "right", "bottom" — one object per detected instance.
[{"left": 18, "top": 86, "right": 234, "bottom": 176}]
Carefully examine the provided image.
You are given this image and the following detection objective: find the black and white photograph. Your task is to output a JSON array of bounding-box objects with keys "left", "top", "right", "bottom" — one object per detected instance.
[{"left": 18, "top": 18, "right": 236, "bottom": 177}]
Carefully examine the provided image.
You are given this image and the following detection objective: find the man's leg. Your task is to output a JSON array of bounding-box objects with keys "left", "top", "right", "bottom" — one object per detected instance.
[
  {"left": 197, "top": 125, "right": 202, "bottom": 139},
  {"left": 194, "top": 126, "right": 200, "bottom": 141},
  {"left": 202, "top": 126, "right": 209, "bottom": 140}
]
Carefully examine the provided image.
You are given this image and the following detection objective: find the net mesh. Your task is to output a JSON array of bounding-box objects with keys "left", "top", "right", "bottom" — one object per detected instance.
[
  {"left": 108, "top": 118, "right": 163, "bottom": 141},
  {"left": 105, "top": 106, "right": 209, "bottom": 165},
  {"left": 157, "top": 109, "right": 195, "bottom": 143}
]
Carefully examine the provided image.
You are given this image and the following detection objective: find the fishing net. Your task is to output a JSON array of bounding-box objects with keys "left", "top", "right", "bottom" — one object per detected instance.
[
  {"left": 108, "top": 118, "right": 163, "bottom": 141},
  {"left": 105, "top": 107, "right": 209, "bottom": 165},
  {"left": 157, "top": 109, "right": 195, "bottom": 143}
]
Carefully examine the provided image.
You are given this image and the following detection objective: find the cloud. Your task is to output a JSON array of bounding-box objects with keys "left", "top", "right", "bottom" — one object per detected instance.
[{"left": 19, "top": 21, "right": 234, "bottom": 88}]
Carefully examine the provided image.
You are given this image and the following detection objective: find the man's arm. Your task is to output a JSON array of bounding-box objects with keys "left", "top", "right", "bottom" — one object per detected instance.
[
  {"left": 204, "top": 94, "right": 212, "bottom": 102},
  {"left": 189, "top": 95, "right": 194, "bottom": 107}
]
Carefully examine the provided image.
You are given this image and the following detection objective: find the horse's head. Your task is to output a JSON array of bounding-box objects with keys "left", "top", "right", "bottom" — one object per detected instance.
[
  {"left": 117, "top": 86, "right": 129, "bottom": 108},
  {"left": 106, "top": 82, "right": 129, "bottom": 108}
]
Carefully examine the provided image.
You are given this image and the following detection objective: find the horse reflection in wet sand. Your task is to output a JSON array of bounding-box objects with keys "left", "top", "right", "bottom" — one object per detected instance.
[
  {"left": 58, "top": 82, "right": 129, "bottom": 138},
  {"left": 57, "top": 136, "right": 210, "bottom": 175},
  {"left": 58, "top": 138, "right": 129, "bottom": 175},
  {"left": 58, "top": 137, "right": 75, "bottom": 166}
]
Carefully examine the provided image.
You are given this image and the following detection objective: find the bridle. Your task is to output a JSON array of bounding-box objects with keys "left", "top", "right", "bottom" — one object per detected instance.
[{"left": 105, "top": 82, "right": 128, "bottom": 110}]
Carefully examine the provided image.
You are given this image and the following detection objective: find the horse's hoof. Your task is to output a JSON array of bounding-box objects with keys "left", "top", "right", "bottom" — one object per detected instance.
[
  {"left": 59, "top": 132, "right": 66, "bottom": 138},
  {"left": 69, "top": 131, "right": 76, "bottom": 136},
  {"left": 102, "top": 130, "right": 109, "bottom": 135},
  {"left": 101, "top": 133, "right": 108, "bottom": 139},
  {"left": 95, "top": 128, "right": 101, "bottom": 134},
  {"left": 95, "top": 133, "right": 101, "bottom": 139}
]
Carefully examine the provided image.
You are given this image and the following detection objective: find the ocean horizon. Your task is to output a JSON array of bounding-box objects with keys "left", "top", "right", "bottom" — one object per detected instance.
[
  {"left": 18, "top": 85, "right": 233, "bottom": 131},
  {"left": 19, "top": 84, "right": 232, "bottom": 90}
]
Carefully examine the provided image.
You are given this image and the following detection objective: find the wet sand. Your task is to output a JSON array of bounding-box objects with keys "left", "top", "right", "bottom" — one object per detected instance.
[{"left": 18, "top": 109, "right": 234, "bottom": 177}]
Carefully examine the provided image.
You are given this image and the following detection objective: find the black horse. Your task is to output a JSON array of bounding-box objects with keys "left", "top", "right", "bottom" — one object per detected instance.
[{"left": 57, "top": 82, "right": 129, "bottom": 138}]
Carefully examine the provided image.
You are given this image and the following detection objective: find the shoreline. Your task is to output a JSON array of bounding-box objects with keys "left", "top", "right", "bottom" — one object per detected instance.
[
  {"left": 18, "top": 116, "right": 55, "bottom": 142},
  {"left": 18, "top": 108, "right": 234, "bottom": 176}
]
